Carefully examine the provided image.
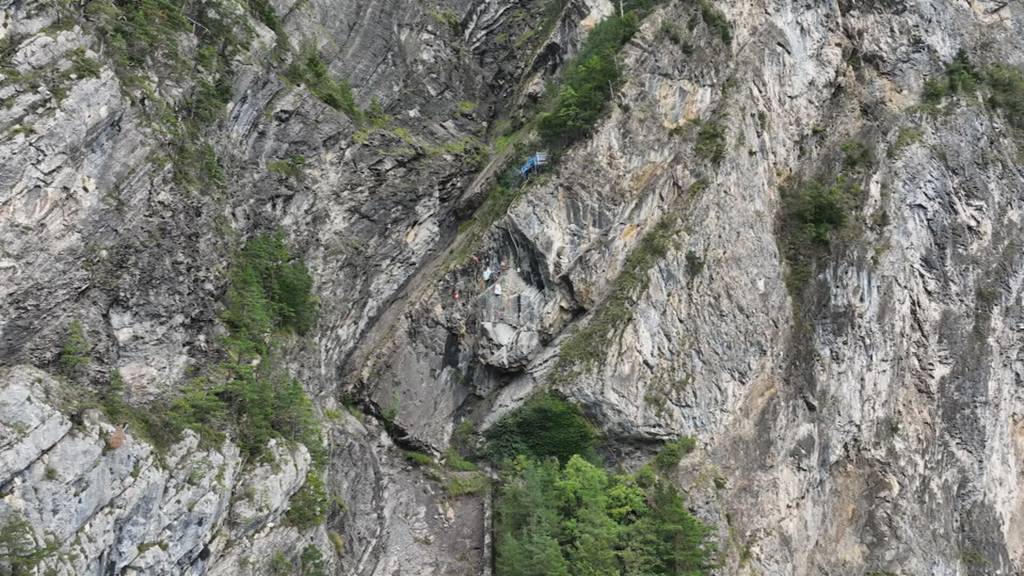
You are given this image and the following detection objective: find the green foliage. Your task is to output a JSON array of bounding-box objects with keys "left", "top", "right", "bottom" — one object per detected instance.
[
  {"left": 654, "top": 437, "right": 697, "bottom": 471},
  {"left": 68, "top": 48, "right": 101, "bottom": 79},
  {"left": 247, "top": 0, "right": 284, "bottom": 37},
  {"left": 697, "top": 0, "right": 732, "bottom": 45},
  {"left": 445, "top": 472, "right": 489, "bottom": 496},
  {"left": 494, "top": 455, "right": 712, "bottom": 576},
  {"left": 554, "top": 215, "right": 677, "bottom": 377},
  {"left": 841, "top": 140, "right": 873, "bottom": 170},
  {"left": 778, "top": 170, "right": 861, "bottom": 294},
  {"left": 891, "top": 127, "right": 924, "bottom": 156},
  {"left": 130, "top": 234, "right": 325, "bottom": 462},
  {"left": 402, "top": 450, "right": 435, "bottom": 467},
  {"left": 224, "top": 232, "right": 318, "bottom": 341},
  {"left": 923, "top": 52, "right": 1024, "bottom": 145},
  {"left": 329, "top": 531, "right": 346, "bottom": 557},
  {"left": 300, "top": 545, "right": 328, "bottom": 576},
  {"left": 444, "top": 447, "right": 478, "bottom": 471},
  {"left": 986, "top": 64, "right": 1024, "bottom": 133},
  {"left": 694, "top": 120, "right": 727, "bottom": 166},
  {"left": 268, "top": 552, "right": 292, "bottom": 576},
  {"left": 535, "top": 0, "right": 666, "bottom": 148},
  {"left": 79, "top": 0, "right": 242, "bottom": 193},
  {"left": 430, "top": 8, "right": 462, "bottom": 35},
  {"left": 784, "top": 177, "right": 856, "bottom": 247},
  {"left": 59, "top": 319, "right": 89, "bottom": 379},
  {"left": 485, "top": 393, "right": 598, "bottom": 465},
  {"left": 286, "top": 49, "right": 362, "bottom": 120},
  {"left": 286, "top": 471, "right": 331, "bottom": 529},
  {"left": 536, "top": 13, "right": 636, "bottom": 147},
  {"left": 0, "top": 514, "right": 56, "bottom": 575},
  {"left": 660, "top": 21, "right": 682, "bottom": 46},
  {"left": 268, "top": 155, "right": 307, "bottom": 181},
  {"left": 923, "top": 50, "right": 983, "bottom": 105}
]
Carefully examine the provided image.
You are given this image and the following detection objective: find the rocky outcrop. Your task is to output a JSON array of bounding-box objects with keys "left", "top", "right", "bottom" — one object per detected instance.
[
  {"left": 351, "top": 1, "right": 1024, "bottom": 575},
  {"left": 2, "top": 0, "right": 1024, "bottom": 574}
]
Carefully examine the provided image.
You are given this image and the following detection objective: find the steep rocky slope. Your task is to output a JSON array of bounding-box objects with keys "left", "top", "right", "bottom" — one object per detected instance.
[{"left": 1, "top": 0, "right": 1023, "bottom": 574}]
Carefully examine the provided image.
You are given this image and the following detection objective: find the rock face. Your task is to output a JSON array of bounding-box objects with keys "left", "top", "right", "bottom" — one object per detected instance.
[{"left": 1, "top": 0, "right": 1023, "bottom": 575}]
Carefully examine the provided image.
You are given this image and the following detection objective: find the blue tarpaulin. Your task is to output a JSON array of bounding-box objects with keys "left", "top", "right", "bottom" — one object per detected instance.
[{"left": 518, "top": 151, "right": 549, "bottom": 177}]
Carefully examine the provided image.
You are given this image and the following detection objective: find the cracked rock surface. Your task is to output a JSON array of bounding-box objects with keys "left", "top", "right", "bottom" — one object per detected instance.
[{"left": 1, "top": 0, "right": 1023, "bottom": 574}]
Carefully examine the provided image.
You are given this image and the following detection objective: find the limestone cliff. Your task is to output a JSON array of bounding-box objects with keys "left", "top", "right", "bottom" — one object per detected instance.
[{"left": 1, "top": 0, "right": 1022, "bottom": 574}]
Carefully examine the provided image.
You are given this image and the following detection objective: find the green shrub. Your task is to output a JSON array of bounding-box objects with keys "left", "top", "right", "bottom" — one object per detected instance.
[
  {"left": 536, "top": 1, "right": 667, "bottom": 148},
  {"left": 69, "top": 48, "right": 102, "bottom": 79},
  {"left": 445, "top": 472, "right": 488, "bottom": 496},
  {"left": 786, "top": 177, "right": 855, "bottom": 246},
  {"left": 266, "top": 154, "right": 305, "bottom": 179},
  {"left": 0, "top": 513, "right": 56, "bottom": 574},
  {"left": 654, "top": 436, "right": 697, "bottom": 470},
  {"left": 695, "top": 120, "right": 727, "bottom": 165},
  {"left": 698, "top": 0, "right": 732, "bottom": 45},
  {"left": 286, "top": 49, "right": 363, "bottom": 121},
  {"left": 402, "top": 450, "right": 435, "bottom": 467},
  {"left": 126, "top": 234, "right": 324, "bottom": 462},
  {"left": 494, "top": 455, "right": 712, "bottom": 576},
  {"left": 224, "top": 232, "right": 318, "bottom": 340},
  {"left": 300, "top": 545, "right": 328, "bottom": 576},
  {"left": 444, "top": 447, "right": 478, "bottom": 471},
  {"left": 268, "top": 552, "right": 292, "bottom": 576},
  {"left": 485, "top": 393, "right": 598, "bottom": 464},
  {"left": 841, "top": 140, "right": 873, "bottom": 170},
  {"left": 59, "top": 319, "right": 89, "bottom": 379},
  {"left": 537, "top": 14, "right": 636, "bottom": 147},
  {"left": 286, "top": 471, "right": 331, "bottom": 529},
  {"left": 986, "top": 64, "right": 1024, "bottom": 132},
  {"left": 922, "top": 54, "right": 1024, "bottom": 141}
]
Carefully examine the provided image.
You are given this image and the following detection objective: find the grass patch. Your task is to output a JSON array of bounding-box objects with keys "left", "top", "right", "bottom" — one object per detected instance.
[
  {"left": 891, "top": 127, "right": 924, "bottom": 156},
  {"left": 402, "top": 450, "right": 435, "bottom": 467},
  {"left": 444, "top": 447, "right": 478, "bottom": 471},
  {"left": 59, "top": 319, "right": 89, "bottom": 381}
]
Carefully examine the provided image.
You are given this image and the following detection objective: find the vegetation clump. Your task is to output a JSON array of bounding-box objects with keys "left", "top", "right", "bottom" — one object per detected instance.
[
  {"left": 697, "top": 0, "right": 732, "bottom": 45},
  {"left": 923, "top": 51, "right": 1024, "bottom": 136},
  {"left": 777, "top": 134, "right": 876, "bottom": 293},
  {"left": 536, "top": 0, "right": 665, "bottom": 148},
  {"left": 59, "top": 319, "right": 90, "bottom": 380},
  {"left": 286, "top": 471, "right": 331, "bottom": 529},
  {"left": 0, "top": 514, "right": 56, "bottom": 575},
  {"left": 101, "top": 233, "right": 323, "bottom": 463},
  {"left": 268, "top": 155, "right": 307, "bottom": 181},
  {"left": 485, "top": 393, "right": 598, "bottom": 465},
  {"left": 654, "top": 436, "right": 697, "bottom": 471},
  {"left": 494, "top": 455, "right": 712, "bottom": 576},
  {"left": 285, "top": 49, "right": 363, "bottom": 121},
  {"left": 694, "top": 120, "right": 727, "bottom": 166}
]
